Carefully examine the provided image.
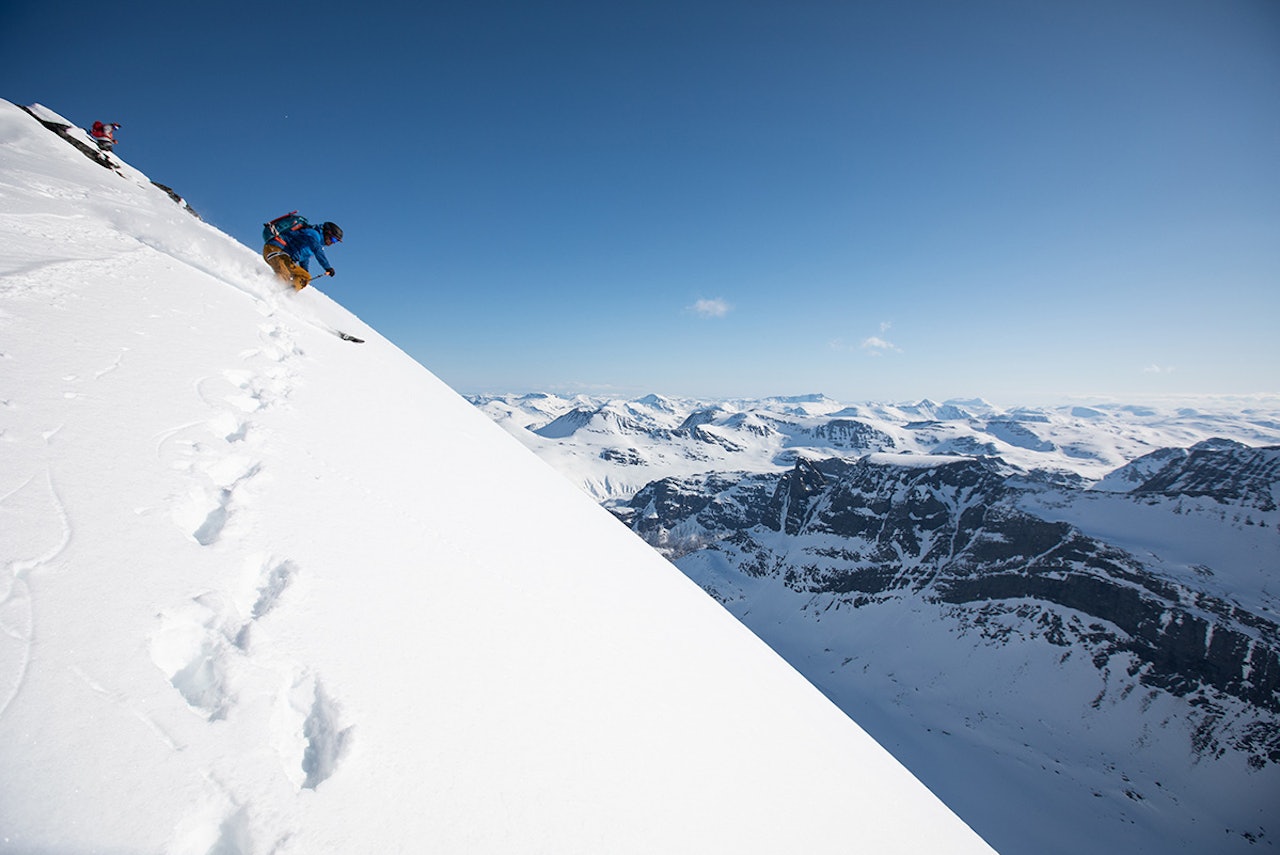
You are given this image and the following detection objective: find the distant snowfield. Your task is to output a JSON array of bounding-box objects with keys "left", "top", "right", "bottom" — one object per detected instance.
[{"left": 0, "top": 101, "right": 997, "bottom": 852}]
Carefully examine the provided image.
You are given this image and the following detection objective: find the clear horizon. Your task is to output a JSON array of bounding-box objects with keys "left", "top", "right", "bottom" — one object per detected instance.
[{"left": 4, "top": 0, "right": 1277, "bottom": 403}]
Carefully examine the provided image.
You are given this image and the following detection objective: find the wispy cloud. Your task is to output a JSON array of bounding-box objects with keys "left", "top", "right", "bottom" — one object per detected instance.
[
  {"left": 832, "top": 321, "right": 901, "bottom": 356},
  {"left": 864, "top": 321, "right": 899, "bottom": 354},
  {"left": 688, "top": 297, "right": 731, "bottom": 318},
  {"left": 1143, "top": 363, "right": 1176, "bottom": 375},
  {"left": 860, "top": 335, "right": 901, "bottom": 356}
]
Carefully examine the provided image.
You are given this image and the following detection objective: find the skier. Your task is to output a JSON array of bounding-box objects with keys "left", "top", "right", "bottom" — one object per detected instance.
[
  {"left": 263, "top": 218, "right": 343, "bottom": 291},
  {"left": 89, "top": 121, "right": 120, "bottom": 151}
]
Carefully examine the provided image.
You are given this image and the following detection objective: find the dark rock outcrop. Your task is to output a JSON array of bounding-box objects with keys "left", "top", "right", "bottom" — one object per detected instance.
[
  {"left": 19, "top": 104, "right": 200, "bottom": 219},
  {"left": 618, "top": 443, "right": 1280, "bottom": 767}
]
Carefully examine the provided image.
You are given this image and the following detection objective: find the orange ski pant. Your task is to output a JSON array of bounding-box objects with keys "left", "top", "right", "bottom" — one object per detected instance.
[{"left": 263, "top": 243, "right": 311, "bottom": 291}]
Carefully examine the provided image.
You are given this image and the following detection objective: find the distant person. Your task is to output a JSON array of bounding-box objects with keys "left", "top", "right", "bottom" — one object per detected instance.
[
  {"left": 89, "top": 121, "right": 120, "bottom": 151},
  {"left": 262, "top": 212, "right": 342, "bottom": 291}
]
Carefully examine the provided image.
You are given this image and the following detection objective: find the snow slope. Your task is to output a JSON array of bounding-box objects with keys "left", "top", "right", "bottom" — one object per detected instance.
[{"left": 0, "top": 101, "right": 995, "bottom": 853}]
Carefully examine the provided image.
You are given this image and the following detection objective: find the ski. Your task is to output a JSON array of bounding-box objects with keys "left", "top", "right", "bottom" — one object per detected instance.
[{"left": 337, "top": 331, "right": 365, "bottom": 343}]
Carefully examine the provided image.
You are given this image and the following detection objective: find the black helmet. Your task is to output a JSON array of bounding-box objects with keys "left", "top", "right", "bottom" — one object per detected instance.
[{"left": 321, "top": 221, "right": 343, "bottom": 243}]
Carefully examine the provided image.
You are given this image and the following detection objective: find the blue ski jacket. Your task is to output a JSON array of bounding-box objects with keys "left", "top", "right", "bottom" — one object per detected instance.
[{"left": 275, "top": 226, "right": 333, "bottom": 274}]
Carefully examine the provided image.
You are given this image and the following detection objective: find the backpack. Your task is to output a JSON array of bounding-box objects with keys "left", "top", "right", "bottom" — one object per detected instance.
[{"left": 263, "top": 211, "right": 311, "bottom": 246}]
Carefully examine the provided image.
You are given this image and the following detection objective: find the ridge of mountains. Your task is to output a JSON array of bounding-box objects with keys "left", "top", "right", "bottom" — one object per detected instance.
[
  {"left": 472, "top": 391, "right": 1280, "bottom": 854},
  {"left": 473, "top": 391, "right": 1280, "bottom": 499}
]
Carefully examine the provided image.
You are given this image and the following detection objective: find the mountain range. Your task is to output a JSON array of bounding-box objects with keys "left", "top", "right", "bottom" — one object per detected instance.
[{"left": 471, "top": 391, "right": 1280, "bottom": 854}]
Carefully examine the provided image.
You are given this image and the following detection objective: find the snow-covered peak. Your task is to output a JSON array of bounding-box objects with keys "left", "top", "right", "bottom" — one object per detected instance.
[
  {"left": 0, "top": 100, "right": 993, "bottom": 853},
  {"left": 476, "top": 389, "right": 1280, "bottom": 505}
]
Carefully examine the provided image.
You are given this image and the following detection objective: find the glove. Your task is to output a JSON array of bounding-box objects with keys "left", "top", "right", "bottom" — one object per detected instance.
[{"left": 325, "top": 268, "right": 336, "bottom": 277}]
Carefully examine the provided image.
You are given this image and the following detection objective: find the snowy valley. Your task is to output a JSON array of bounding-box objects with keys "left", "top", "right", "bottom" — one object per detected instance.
[
  {"left": 0, "top": 100, "right": 997, "bottom": 854},
  {"left": 470, "top": 392, "right": 1280, "bottom": 853}
]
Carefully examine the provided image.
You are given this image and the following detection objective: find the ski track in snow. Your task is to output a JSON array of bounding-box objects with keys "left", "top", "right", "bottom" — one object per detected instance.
[
  {"left": 150, "top": 315, "right": 352, "bottom": 848},
  {"left": 0, "top": 470, "right": 72, "bottom": 719}
]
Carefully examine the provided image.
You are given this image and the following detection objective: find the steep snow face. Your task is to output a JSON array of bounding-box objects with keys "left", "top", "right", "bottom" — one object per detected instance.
[{"left": 0, "top": 100, "right": 995, "bottom": 853}]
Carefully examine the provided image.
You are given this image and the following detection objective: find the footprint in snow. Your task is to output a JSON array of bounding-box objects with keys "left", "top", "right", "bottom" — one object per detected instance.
[
  {"left": 170, "top": 453, "right": 261, "bottom": 547},
  {"left": 150, "top": 554, "right": 300, "bottom": 718},
  {"left": 152, "top": 555, "right": 352, "bottom": 791},
  {"left": 277, "top": 670, "right": 353, "bottom": 792},
  {"left": 234, "top": 556, "right": 298, "bottom": 650},
  {"left": 149, "top": 592, "right": 239, "bottom": 721}
]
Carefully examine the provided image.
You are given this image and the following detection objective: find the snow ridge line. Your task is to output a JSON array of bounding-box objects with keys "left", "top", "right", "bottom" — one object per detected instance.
[{"left": 148, "top": 318, "right": 352, "bottom": 851}]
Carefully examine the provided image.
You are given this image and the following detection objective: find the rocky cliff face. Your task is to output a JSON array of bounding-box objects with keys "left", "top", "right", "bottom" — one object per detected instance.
[{"left": 1126, "top": 439, "right": 1280, "bottom": 511}]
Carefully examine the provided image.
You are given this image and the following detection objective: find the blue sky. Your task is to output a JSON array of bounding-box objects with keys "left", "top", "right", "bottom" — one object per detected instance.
[{"left": 4, "top": 0, "right": 1278, "bottom": 405}]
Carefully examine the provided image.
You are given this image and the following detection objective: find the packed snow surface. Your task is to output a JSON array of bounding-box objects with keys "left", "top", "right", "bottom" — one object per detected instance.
[{"left": 0, "top": 101, "right": 995, "bottom": 852}]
